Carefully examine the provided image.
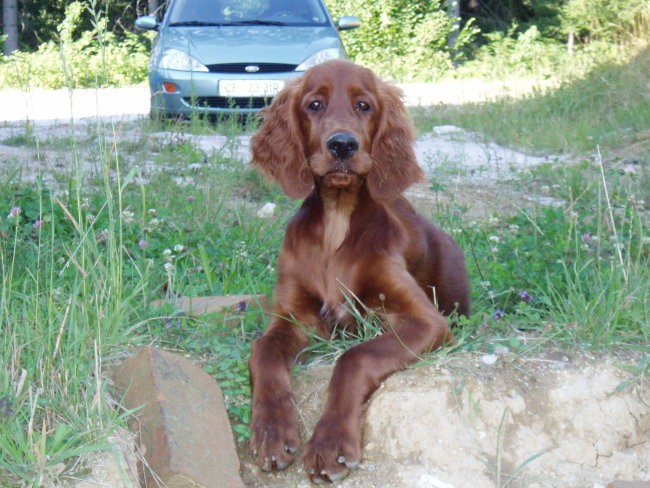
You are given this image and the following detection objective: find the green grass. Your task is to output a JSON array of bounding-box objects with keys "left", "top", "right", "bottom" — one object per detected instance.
[
  {"left": 0, "top": 111, "right": 292, "bottom": 484},
  {"left": 1, "top": 40, "right": 649, "bottom": 488},
  {"left": 413, "top": 47, "right": 650, "bottom": 155}
]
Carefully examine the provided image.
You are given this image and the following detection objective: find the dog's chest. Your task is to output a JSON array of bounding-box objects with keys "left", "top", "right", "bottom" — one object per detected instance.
[
  {"left": 322, "top": 202, "right": 353, "bottom": 256},
  {"left": 314, "top": 201, "right": 358, "bottom": 318}
]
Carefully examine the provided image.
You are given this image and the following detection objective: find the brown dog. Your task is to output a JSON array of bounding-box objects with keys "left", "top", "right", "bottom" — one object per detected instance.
[{"left": 249, "top": 60, "right": 470, "bottom": 483}]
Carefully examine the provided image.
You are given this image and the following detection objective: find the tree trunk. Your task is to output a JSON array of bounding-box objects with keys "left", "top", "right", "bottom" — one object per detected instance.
[
  {"left": 447, "top": 0, "right": 461, "bottom": 66},
  {"left": 137, "top": 0, "right": 159, "bottom": 17},
  {"left": 447, "top": 0, "right": 461, "bottom": 48},
  {"left": 2, "top": 0, "right": 19, "bottom": 55},
  {"left": 148, "top": 0, "right": 160, "bottom": 17}
]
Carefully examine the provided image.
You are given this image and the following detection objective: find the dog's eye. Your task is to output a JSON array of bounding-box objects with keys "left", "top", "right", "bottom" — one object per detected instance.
[
  {"left": 355, "top": 101, "right": 371, "bottom": 112},
  {"left": 308, "top": 100, "right": 323, "bottom": 111}
]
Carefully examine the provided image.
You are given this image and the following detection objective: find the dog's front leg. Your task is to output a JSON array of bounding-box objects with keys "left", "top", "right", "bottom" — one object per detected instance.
[
  {"left": 249, "top": 315, "right": 310, "bottom": 471},
  {"left": 303, "top": 265, "right": 453, "bottom": 483}
]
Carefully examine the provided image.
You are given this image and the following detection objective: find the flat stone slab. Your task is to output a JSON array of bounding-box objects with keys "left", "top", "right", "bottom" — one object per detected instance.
[
  {"left": 151, "top": 294, "right": 269, "bottom": 317},
  {"left": 113, "top": 346, "right": 244, "bottom": 488}
]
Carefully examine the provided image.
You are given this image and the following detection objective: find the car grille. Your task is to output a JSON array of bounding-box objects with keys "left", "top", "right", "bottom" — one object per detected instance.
[
  {"left": 185, "top": 96, "right": 273, "bottom": 110},
  {"left": 206, "top": 63, "right": 297, "bottom": 73}
]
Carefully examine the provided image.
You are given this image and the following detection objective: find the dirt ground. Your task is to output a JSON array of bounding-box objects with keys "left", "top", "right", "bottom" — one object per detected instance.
[
  {"left": 1, "top": 97, "right": 647, "bottom": 487},
  {"left": 237, "top": 351, "right": 650, "bottom": 488},
  {"left": 73, "top": 350, "right": 649, "bottom": 488}
]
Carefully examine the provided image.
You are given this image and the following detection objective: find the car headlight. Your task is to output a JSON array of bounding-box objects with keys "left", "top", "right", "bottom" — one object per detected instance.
[
  {"left": 295, "top": 48, "right": 343, "bottom": 72},
  {"left": 158, "top": 48, "right": 208, "bottom": 72}
]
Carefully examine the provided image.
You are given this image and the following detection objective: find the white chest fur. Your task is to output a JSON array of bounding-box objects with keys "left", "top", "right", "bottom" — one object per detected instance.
[{"left": 322, "top": 194, "right": 356, "bottom": 256}]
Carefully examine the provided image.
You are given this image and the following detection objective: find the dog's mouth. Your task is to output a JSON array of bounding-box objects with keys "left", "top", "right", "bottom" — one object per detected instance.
[{"left": 322, "top": 169, "right": 360, "bottom": 188}]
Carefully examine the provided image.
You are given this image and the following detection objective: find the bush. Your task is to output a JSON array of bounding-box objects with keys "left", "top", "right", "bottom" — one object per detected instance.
[
  {"left": 327, "top": 0, "right": 478, "bottom": 81},
  {"left": 0, "top": 1, "right": 151, "bottom": 89},
  {"left": 562, "top": 0, "right": 650, "bottom": 43}
]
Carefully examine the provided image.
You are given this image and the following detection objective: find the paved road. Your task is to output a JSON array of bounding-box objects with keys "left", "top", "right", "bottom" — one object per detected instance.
[
  {"left": 0, "top": 86, "right": 150, "bottom": 122},
  {"left": 0, "top": 80, "right": 551, "bottom": 122}
]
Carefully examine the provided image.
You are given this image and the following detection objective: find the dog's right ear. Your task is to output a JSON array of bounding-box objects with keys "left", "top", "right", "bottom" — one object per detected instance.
[{"left": 251, "top": 81, "right": 314, "bottom": 199}]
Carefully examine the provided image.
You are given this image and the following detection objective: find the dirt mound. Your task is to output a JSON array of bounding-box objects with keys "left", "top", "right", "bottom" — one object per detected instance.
[{"left": 239, "top": 352, "right": 649, "bottom": 487}]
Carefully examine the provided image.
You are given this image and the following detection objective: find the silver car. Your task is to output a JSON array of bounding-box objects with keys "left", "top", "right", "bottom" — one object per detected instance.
[{"left": 136, "top": 0, "right": 360, "bottom": 118}]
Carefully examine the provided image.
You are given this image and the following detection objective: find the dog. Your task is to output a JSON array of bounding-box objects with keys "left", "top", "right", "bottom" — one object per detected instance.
[{"left": 248, "top": 60, "right": 470, "bottom": 483}]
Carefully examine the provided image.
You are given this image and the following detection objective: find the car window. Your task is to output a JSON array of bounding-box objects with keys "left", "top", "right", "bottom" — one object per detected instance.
[{"left": 167, "top": 0, "right": 330, "bottom": 26}]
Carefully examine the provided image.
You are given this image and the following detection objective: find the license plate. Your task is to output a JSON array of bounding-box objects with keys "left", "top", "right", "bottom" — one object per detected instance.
[{"left": 218, "top": 80, "right": 284, "bottom": 97}]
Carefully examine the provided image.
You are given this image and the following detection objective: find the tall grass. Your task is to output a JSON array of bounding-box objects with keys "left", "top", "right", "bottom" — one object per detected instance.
[
  {"left": 416, "top": 47, "right": 650, "bottom": 154},
  {"left": 0, "top": 119, "right": 286, "bottom": 484}
]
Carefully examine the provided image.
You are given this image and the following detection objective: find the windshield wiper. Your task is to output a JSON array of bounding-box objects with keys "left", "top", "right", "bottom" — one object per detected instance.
[
  {"left": 168, "top": 21, "right": 226, "bottom": 27},
  {"left": 222, "top": 20, "right": 289, "bottom": 26},
  {"left": 169, "top": 19, "right": 290, "bottom": 27}
]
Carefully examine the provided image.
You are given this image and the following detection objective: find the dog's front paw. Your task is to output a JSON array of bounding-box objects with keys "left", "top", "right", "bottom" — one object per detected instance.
[
  {"left": 303, "top": 416, "right": 361, "bottom": 483},
  {"left": 250, "top": 397, "right": 301, "bottom": 471}
]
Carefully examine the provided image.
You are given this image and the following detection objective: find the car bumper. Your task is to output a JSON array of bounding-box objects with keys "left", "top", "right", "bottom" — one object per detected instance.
[{"left": 148, "top": 68, "right": 301, "bottom": 117}]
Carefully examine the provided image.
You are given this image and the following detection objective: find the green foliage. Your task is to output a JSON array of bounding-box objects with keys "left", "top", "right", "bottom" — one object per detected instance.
[
  {"left": 465, "top": 0, "right": 563, "bottom": 37},
  {"left": 327, "top": 0, "right": 650, "bottom": 81},
  {"left": 0, "top": 1, "right": 151, "bottom": 89},
  {"left": 16, "top": 0, "right": 138, "bottom": 51},
  {"left": 327, "top": 0, "right": 479, "bottom": 81},
  {"left": 562, "top": 0, "right": 650, "bottom": 42},
  {"left": 2, "top": 0, "right": 649, "bottom": 88},
  {"left": 0, "top": 34, "right": 150, "bottom": 89}
]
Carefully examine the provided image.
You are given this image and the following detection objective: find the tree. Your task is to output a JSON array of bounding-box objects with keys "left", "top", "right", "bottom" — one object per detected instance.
[{"left": 2, "top": 0, "right": 19, "bottom": 55}]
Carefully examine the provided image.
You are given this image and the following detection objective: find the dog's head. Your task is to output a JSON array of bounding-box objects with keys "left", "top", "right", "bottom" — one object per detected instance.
[{"left": 251, "top": 60, "right": 423, "bottom": 200}]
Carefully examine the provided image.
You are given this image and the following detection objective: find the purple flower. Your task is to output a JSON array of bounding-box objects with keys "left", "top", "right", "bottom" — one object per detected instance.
[
  {"left": 493, "top": 308, "right": 505, "bottom": 320},
  {"left": 7, "top": 207, "right": 21, "bottom": 219},
  {"left": 519, "top": 290, "right": 532, "bottom": 303},
  {"left": 139, "top": 239, "right": 149, "bottom": 250},
  {"left": 33, "top": 219, "right": 44, "bottom": 229}
]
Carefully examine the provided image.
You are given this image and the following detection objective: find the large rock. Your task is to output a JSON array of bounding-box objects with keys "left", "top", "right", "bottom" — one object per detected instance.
[{"left": 113, "top": 346, "right": 244, "bottom": 488}]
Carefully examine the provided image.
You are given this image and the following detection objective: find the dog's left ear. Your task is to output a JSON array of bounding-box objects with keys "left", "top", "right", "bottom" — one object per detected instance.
[
  {"left": 368, "top": 81, "right": 424, "bottom": 201},
  {"left": 251, "top": 80, "right": 314, "bottom": 199}
]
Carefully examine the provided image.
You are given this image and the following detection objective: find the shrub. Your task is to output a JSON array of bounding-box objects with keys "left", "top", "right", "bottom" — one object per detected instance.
[
  {"left": 327, "top": 0, "right": 478, "bottom": 81},
  {"left": 0, "top": 1, "right": 151, "bottom": 89}
]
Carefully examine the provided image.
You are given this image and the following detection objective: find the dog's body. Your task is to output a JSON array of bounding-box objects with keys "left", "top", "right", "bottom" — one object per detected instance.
[{"left": 249, "top": 60, "right": 470, "bottom": 483}]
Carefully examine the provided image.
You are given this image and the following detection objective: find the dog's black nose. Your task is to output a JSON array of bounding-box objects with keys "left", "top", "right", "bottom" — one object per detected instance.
[{"left": 326, "top": 132, "right": 359, "bottom": 160}]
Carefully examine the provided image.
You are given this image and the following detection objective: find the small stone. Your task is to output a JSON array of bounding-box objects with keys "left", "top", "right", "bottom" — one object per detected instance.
[
  {"left": 257, "top": 202, "right": 277, "bottom": 218},
  {"left": 480, "top": 354, "right": 498, "bottom": 365}
]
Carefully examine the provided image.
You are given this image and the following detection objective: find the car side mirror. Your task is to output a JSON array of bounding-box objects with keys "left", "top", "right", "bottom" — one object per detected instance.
[
  {"left": 135, "top": 15, "right": 159, "bottom": 31},
  {"left": 337, "top": 15, "right": 361, "bottom": 31}
]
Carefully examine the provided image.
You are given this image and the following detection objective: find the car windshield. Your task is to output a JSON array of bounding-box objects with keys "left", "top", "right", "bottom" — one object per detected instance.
[{"left": 167, "top": 0, "right": 330, "bottom": 27}]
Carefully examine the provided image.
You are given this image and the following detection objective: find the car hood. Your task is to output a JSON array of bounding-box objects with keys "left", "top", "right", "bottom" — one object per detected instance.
[{"left": 158, "top": 25, "right": 342, "bottom": 65}]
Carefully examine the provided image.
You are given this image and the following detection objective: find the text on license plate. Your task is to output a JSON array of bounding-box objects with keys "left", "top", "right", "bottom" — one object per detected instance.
[{"left": 219, "top": 80, "right": 284, "bottom": 97}]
